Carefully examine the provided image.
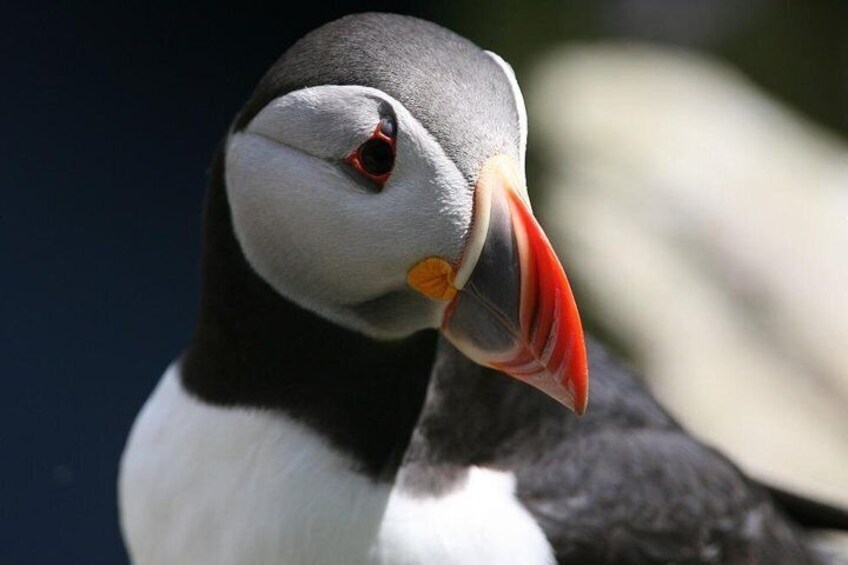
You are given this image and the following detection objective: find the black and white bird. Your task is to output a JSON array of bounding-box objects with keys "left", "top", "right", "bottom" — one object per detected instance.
[{"left": 119, "top": 13, "right": 848, "bottom": 565}]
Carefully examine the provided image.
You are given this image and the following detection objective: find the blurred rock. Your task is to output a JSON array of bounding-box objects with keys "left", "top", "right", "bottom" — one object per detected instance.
[{"left": 530, "top": 43, "right": 848, "bottom": 508}]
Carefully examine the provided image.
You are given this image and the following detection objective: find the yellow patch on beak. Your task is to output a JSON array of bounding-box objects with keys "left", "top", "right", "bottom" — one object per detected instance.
[{"left": 407, "top": 257, "right": 457, "bottom": 301}]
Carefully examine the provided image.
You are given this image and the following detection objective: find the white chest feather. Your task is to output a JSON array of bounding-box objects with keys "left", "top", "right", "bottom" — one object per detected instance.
[{"left": 119, "top": 365, "right": 554, "bottom": 565}]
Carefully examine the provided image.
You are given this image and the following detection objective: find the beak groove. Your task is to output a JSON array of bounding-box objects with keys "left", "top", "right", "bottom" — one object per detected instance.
[
  {"left": 490, "top": 187, "right": 587, "bottom": 414},
  {"left": 411, "top": 155, "right": 589, "bottom": 414}
]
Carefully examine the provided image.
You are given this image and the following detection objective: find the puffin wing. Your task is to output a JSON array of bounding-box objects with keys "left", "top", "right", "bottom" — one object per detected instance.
[
  {"left": 511, "top": 342, "right": 822, "bottom": 564},
  {"left": 416, "top": 338, "right": 832, "bottom": 563},
  {"left": 517, "top": 428, "right": 816, "bottom": 564}
]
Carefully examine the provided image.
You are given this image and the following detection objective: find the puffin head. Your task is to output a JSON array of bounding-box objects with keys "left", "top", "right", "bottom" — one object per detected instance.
[{"left": 222, "top": 13, "right": 588, "bottom": 413}]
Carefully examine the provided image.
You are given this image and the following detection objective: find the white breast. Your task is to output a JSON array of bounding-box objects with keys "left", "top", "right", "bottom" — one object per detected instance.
[{"left": 119, "top": 364, "right": 555, "bottom": 565}]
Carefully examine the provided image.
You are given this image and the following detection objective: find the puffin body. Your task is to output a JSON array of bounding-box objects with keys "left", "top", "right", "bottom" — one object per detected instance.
[
  {"left": 121, "top": 364, "right": 552, "bottom": 564},
  {"left": 119, "top": 13, "right": 845, "bottom": 564}
]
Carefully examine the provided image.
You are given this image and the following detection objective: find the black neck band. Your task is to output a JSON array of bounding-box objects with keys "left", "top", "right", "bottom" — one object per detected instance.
[{"left": 182, "top": 148, "right": 438, "bottom": 479}]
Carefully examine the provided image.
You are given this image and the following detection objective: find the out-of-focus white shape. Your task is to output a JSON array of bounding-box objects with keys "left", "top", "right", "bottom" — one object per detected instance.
[{"left": 531, "top": 44, "right": 848, "bottom": 507}]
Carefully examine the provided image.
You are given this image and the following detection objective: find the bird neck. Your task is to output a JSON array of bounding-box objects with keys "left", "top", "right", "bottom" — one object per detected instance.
[{"left": 181, "top": 148, "right": 438, "bottom": 479}]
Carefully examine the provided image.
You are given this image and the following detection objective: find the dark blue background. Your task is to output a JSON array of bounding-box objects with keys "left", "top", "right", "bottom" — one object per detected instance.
[{"left": 2, "top": 3, "right": 442, "bottom": 562}]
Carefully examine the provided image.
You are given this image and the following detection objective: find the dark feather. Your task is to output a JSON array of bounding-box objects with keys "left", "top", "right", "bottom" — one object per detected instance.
[{"left": 407, "top": 338, "right": 832, "bottom": 564}]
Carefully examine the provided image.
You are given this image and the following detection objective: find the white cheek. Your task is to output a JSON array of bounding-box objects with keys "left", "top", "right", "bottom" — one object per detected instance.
[
  {"left": 225, "top": 104, "right": 472, "bottom": 337},
  {"left": 383, "top": 129, "right": 473, "bottom": 259},
  {"left": 226, "top": 133, "right": 370, "bottom": 305},
  {"left": 248, "top": 88, "right": 381, "bottom": 159}
]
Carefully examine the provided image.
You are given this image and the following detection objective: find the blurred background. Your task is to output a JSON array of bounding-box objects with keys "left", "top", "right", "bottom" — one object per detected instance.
[{"left": 3, "top": 1, "right": 846, "bottom": 562}]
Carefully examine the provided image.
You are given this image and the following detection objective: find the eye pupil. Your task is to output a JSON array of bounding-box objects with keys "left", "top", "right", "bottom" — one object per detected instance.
[{"left": 358, "top": 138, "right": 394, "bottom": 176}]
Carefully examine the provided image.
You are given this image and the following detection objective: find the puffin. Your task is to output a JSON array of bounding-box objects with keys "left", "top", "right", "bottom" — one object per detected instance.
[{"left": 119, "top": 13, "right": 848, "bottom": 565}]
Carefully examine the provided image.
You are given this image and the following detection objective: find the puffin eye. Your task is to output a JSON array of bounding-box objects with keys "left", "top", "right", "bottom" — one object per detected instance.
[
  {"left": 358, "top": 138, "right": 394, "bottom": 176},
  {"left": 346, "top": 117, "right": 396, "bottom": 189}
]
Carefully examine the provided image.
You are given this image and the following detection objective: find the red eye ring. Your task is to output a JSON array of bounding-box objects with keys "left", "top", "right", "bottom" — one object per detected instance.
[{"left": 346, "top": 119, "right": 396, "bottom": 189}]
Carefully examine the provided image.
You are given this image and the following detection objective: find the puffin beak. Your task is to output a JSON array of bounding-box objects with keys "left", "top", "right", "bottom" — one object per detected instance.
[{"left": 408, "top": 155, "right": 589, "bottom": 414}]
